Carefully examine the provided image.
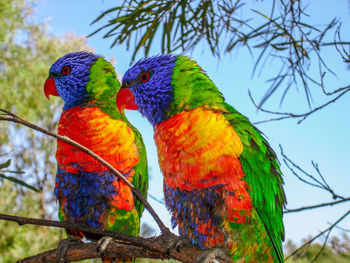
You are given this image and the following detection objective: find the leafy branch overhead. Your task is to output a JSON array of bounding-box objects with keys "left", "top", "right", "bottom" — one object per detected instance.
[
  {"left": 90, "top": 0, "right": 246, "bottom": 60},
  {"left": 90, "top": 0, "right": 350, "bottom": 110}
]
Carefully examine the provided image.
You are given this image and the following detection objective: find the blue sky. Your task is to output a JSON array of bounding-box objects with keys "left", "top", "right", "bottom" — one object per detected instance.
[{"left": 35, "top": 0, "right": 350, "bottom": 246}]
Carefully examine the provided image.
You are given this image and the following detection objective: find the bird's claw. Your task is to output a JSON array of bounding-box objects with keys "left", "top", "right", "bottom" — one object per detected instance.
[
  {"left": 196, "top": 248, "right": 232, "bottom": 263},
  {"left": 97, "top": 236, "right": 114, "bottom": 253},
  {"left": 97, "top": 236, "right": 120, "bottom": 262},
  {"left": 57, "top": 237, "right": 83, "bottom": 263}
]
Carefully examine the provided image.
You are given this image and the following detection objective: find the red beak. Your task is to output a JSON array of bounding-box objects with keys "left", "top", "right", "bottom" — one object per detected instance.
[
  {"left": 44, "top": 78, "right": 59, "bottom": 99},
  {"left": 116, "top": 88, "right": 138, "bottom": 113}
]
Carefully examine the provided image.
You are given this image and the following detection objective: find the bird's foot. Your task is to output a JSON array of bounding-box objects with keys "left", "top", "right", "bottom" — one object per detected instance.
[
  {"left": 97, "top": 236, "right": 114, "bottom": 253},
  {"left": 97, "top": 236, "right": 119, "bottom": 263},
  {"left": 196, "top": 248, "right": 231, "bottom": 263},
  {"left": 57, "top": 237, "right": 83, "bottom": 263}
]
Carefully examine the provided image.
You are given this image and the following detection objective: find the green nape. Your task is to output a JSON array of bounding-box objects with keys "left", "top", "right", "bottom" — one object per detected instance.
[
  {"left": 86, "top": 57, "right": 125, "bottom": 120},
  {"left": 168, "top": 56, "right": 225, "bottom": 116}
]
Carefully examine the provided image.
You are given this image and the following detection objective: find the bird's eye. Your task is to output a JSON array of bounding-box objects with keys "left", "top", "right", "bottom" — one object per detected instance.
[
  {"left": 140, "top": 73, "right": 150, "bottom": 83},
  {"left": 61, "top": 66, "right": 71, "bottom": 75}
]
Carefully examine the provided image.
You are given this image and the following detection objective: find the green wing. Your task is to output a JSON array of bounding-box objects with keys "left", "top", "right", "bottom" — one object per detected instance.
[
  {"left": 223, "top": 103, "right": 286, "bottom": 263},
  {"left": 130, "top": 125, "right": 149, "bottom": 217},
  {"left": 93, "top": 57, "right": 149, "bottom": 218}
]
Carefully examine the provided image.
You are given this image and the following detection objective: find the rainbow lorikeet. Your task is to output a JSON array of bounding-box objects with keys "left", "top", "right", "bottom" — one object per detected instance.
[
  {"left": 117, "top": 55, "right": 286, "bottom": 262},
  {"left": 44, "top": 51, "right": 148, "bottom": 262}
]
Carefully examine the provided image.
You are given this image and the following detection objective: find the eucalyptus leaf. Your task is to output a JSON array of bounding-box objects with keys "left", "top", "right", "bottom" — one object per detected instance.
[
  {"left": 0, "top": 159, "right": 11, "bottom": 169},
  {"left": 0, "top": 173, "right": 39, "bottom": 192},
  {"left": 90, "top": 0, "right": 349, "bottom": 108}
]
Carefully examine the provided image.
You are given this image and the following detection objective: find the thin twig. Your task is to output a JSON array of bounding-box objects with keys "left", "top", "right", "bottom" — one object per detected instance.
[
  {"left": 310, "top": 228, "right": 331, "bottom": 262},
  {"left": 334, "top": 225, "right": 350, "bottom": 234},
  {"left": 249, "top": 87, "right": 350, "bottom": 125},
  {"left": 0, "top": 109, "right": 169, "bottom": 234},
  {"left": 280, "top": 145, "right": 345, "bottom": 200},
  {"left": 284, "top": 197, "right": 350, "bottom": 213},
  {"left": 285, "top": 209, "right": 350, "bottom": 261},
  {"left": 149, "top": 194, "right": 165, "bottom": 205}
]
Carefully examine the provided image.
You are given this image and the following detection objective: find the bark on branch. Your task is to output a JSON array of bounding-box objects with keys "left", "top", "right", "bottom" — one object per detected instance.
[
  {"left": 18, "top": 241, "right": 165, "bottom": 263},
  {"left": 0, "top": 213, "right": 203, "bottom": 263},
  {"left": 16, "top": 238, "right": 201, "bottom": 263}
]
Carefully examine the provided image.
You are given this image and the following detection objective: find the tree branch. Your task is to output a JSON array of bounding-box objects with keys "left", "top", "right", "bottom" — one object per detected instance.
[
  {"left": 0, "top": 214, "right": 202, "bottom": 263},
  {"left": 18, "top": 242, "right": 165, "bottom": 263},
  {"left": 0, "top": 109, "right": 169, "bottom": 234}
]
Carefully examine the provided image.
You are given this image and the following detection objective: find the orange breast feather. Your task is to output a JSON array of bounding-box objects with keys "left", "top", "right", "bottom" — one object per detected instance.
[
  {"left": 56, "top": 106, "right": 139, "bottom": 179},
  {"left": 155, "top": 107, "right": 252, "bottom": 219}
]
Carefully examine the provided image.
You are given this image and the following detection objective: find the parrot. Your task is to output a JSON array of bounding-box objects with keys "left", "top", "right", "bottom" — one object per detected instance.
[
  {"left": 116, "top": 55, "right": 286, "bottom": 262},
  {"left": 44, "top": 51, "right": 148, "bottom": 263}
]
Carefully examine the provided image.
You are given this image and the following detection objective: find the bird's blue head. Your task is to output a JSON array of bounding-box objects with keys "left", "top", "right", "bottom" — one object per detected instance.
[
  {"left": 117, "top": 55, "right": 177, "bottom": 125},
  {"left": 44, "top": 51, "right": 100, "bottom": 110}
]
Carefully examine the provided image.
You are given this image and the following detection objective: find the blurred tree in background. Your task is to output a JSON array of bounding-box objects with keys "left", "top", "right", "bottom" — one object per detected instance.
[
  {"left": 285, "top": 234, "right": 350, "bottom": 263},
  {"left": 0, "top": 0, "right": 91, "bottom": 260},
  {"left": 0, "top": 181, "right": 63, "bottom": 263}
]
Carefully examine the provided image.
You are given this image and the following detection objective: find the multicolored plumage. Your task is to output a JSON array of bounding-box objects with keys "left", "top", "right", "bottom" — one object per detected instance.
[
  {"left": 117, "top": 55, "right": 286, "bottom": 262},
  {"left": 44, "top": 51, "right": 148, "bottom": 262}
]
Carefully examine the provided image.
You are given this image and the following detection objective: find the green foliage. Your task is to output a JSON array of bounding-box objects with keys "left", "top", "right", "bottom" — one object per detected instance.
[
  {"left": 0, "top": 0, "right": 91, "bottom": 261},
  {"left": 0, "top": 0, "right": 91, "bottom": 123},
  {"left": 0, "top": 0, "right": 92, "bottom": 218},
  {"left": 90, "top": 0, "right": 245, "bottom": 61},
  {"left": 0, "top": 181, "right": 64, "bottom": 262},
  {"left": 91, "top": 0, "right": 349, "bottom": 108},
  {"left": 285, "top": 237, "right": 350, "bottom": 263}
]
